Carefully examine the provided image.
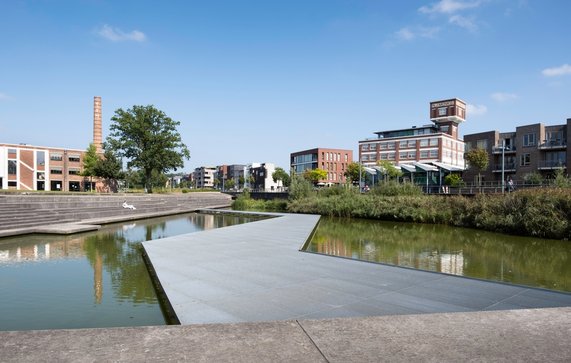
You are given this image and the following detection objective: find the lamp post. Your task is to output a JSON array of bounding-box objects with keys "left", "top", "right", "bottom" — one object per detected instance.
[{"left": 501, "top": 139, "right": 505, "bottom": 194}]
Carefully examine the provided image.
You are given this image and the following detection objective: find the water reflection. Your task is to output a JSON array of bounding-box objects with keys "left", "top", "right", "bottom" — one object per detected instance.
[
  {"left": 308, "top": 217, "right": 571, "bottom": 292},
  {"left": 0, "top": 212, "right": 262, "bottom": 331}
]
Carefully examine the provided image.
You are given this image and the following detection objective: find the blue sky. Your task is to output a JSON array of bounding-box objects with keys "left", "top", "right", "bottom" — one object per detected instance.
[{"left": 1, "top": 0, "right": 570, "bottom": 172}]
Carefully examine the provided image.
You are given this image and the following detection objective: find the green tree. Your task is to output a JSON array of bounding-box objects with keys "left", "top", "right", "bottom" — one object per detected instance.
[
  {"left": 82, "top": 143, "right": 100, "bottom": 191},
  {"left": 106, "top": 105, "right": 190, "bottom": 193},
  {"left": 444, "top": 173, "right": 464, "bottom": 187},
  {"left": 465, "top": 148, "right": 489, "bottom": 186},
  {"left": 377, "top": 160, "right": 403, "bottom": 182},
  {"left": 94, "top": 147, "right": 124, "bottom": 192},
  {"left": 289, "top": 173, "right": 313, "bottom": 200},
  {"left": 225, "top": 178, "right": 236, "bottom": 190},
  {"left": 238, "top": 175, "right": 245, "bottom": 189},
  {"left": 344, "top": 162, "right": 365, "bottom": 185},
  {"left": 272, "top": 167, "right": 291, "bottom": 188},
  {"left": 303, "top": 168, "right": 327, "bottom": 184}
]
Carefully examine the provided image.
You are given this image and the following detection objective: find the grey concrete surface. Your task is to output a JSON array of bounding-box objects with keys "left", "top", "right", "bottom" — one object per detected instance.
[
  {"left": 143, "top": 211, "right": 571, "bottom": 325},
  {"left": 0, "top": 193, "right": 232, "bottom": 237},
  {"left": 1, "top": 308, "right": 570, "bottom": 362}
]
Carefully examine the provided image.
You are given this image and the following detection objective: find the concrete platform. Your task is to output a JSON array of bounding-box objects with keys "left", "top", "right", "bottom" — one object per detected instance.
[
  {"left": 1, "top": 307, "right": 569, "bottom": 362},
  {"left": 142, "top": 211, "right": 571, "bottom": 325}
]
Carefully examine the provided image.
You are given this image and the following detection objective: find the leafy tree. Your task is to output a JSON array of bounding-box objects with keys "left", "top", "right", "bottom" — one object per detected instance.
[
  {"left": 289, "top": 174, "right": 313, "bottom": 200},
  {"left": 344, "top": 162, "right": 365, "bottom": 185},
  {"left": 444, "top": 173, "right": 464, "bottom": 187},
  {"left": 94, "top": 147, "right": 124, "bottom": 192},
  {"left": 465, "top": 148, "right": 489, "bottom": 186},
  {"left": 523, "top": 171, "right": 543, "bottom": 185},
  {"left": 272, "top": 167, "right": 291, "bottom": 188},
  {"left": 377, "top": 160, "right": 403, "bottom": 182},
  {"left": 82, "top": 143, "right": 100, "bottom": 191},
  {"left": 238, "top": 175, "right": 245, "bottom": 189},
  {"left": 225, "top": 178, "right": 236, "bottom": 190},
  {"left": 106, "top": 105, "right": 190, "bottom": 193},
  {"left": 303, "top": 168, "right": 327, "bottom": 184}
]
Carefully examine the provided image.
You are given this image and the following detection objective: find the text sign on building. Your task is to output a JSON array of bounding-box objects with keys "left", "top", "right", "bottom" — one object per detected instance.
[{"left": 431, "top": 100, "right": 455, "bottom": 109}]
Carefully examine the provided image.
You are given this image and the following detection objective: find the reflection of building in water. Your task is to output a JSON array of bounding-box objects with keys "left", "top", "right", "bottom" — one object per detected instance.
[
  {"left": 203, "top": 214, "right": 215, "bottom": 230},
  {"left": 0, "top": 235, "right": 104, "bottom": 304},
  {"left": 439, "top": 252, "right": 464, "bottom": 275}
]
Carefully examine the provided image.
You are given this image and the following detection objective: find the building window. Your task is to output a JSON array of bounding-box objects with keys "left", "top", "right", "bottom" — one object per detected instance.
[
  {"left": 8, "top": 181, "right": 17, "bottom": 187},
  {"left": 68, "top": 155, "right": 81, "bottom": 162},
  {"left": 69, "top": 168, "right": 81, "bottom": 175},
  {"left": 399, "top": 141, "right": 408, "bottom": 149},
  {"left": 420, "top": 139, "right": 429, "bottom": 147},
  {"left": 51, "top": 153, "right": 63, "bottom": 161},
  {"left": 8, "top": 160, "right": 17, "bottom": 175},
  {"left": 36, "top": 151, "right": 46, "bottom": 167},
  {"left": 420, "top": 150, "right": 429, "bottom": 158},
  {"left": 429, "top": 138, "right": 438, "bottom": 146},
  {"left": 387, "top": 152, "right": 395, "bottom": 160},
  {"left": 408, "top": 140, "right": 416, "bottom": 148},
  {"left": 51, "top": 168, "right": 63, "bottom": 175},
  {"left": 429, "top": 149, "right": 438, "bottom": 158},
  {"left": 476, "top": 139, "right": 488, "bottom": 150},
  {"left": 520, "top": 153, "right": 531, "bottom": 166},
  {"left": 369, "top": 144, "right": 377, "bottom": 151},
  {"left": 523, "top": 133, "right": 536, "bottom": 147},
  {"left": 438, "top": 107, "right": 447, "bottom": 116},
  {"left": 361, "top": 144, "right": 369, "bottom": 151}
]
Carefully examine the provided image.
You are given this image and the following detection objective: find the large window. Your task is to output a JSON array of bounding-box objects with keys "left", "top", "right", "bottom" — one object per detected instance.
[
  {"left": 438, "top": 107, "right": 447, "bottom": 116},
  {"left": 36, "top": 151, "right": 45, "bottom": 167},
  {"left": 8, "top": 160, "right": 17, "bottom": 175},
  {"left": 520, "top": 153, "right": 531, "bottom": 166},
  {"left": 523, "top": 133, "right": 536, "bottom": 147},
  {"left": 476, "top": 139, "right": 488, "bottom": 150}
]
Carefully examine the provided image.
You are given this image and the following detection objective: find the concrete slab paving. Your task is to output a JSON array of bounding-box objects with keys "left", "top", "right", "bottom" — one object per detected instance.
[
  {"left": 1, "top": 307, "right": 569, "bottom": 362},
  {"left": 142, "top": 211, "right": 571, "bottom": 325}
]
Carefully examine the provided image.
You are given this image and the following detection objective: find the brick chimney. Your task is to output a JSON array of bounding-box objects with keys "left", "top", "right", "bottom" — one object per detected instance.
[{"left": 93, "top": 96, "right": 103, "bottom": 153}]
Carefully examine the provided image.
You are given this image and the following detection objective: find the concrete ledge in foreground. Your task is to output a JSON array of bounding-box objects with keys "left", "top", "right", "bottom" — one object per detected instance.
[{"left": 1, "top": 308, "right": 569, "bottom": 362}]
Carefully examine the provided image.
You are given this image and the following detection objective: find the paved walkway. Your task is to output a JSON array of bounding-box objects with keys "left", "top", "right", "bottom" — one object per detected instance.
[
  {"left": 2, "top": 307, "right": 570, "bottom": 362},
  {"left": 142, "top": 211, "right": 571, "bottom": 324}
]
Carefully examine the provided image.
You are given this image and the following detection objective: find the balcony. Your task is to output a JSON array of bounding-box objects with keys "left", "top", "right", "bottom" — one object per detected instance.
[
  {"left": 538, "top": 140, "right": 567, "bottom": 150},
  {"left": 492, "top": 163, "right": 517, "bottom": 172},
  {"left": 492, "top": 145, "right": 516, "bottom": 154},
  {"left": 537, "top": 160, "right": 567, "bottom": 170}
]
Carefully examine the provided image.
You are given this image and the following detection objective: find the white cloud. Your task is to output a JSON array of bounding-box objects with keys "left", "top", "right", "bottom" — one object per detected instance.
[
  {"left": 491, "top": 92, "right": 517, "bottom": 102},
  {"left": 97, "top": 24, "right": 146, "bottom": 42},
  {"left": 541, "top": 64, "right": 571, "bottom": 77},
  {"left": 449, "top": 15, "right": 478, "bottom": 32},
  {"left": 419, "top": 0, "right": 482, "bottom": 14},
  {"left": 395, "top": 26, "right": 440, "bottom": 41},
  {"left": 396, "top": 27, "right": 415, "bottom": 41},
  {"left": 466, "top": 103, "right": 487, "bottom": 116}
]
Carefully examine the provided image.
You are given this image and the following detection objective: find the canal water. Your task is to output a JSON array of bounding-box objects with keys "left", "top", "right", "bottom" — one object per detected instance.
[
  {"left": 307, "top": 217, "right": 571, "bottom": 292},
  {"left": 0, "top": 213, "right": 261, "bottom": 331}
]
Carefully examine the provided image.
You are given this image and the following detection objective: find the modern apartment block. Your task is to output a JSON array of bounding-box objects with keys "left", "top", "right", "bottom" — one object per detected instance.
[
  {"left": 192, "top": 166, "right": 216, "bottom": 188},
  {"left": 358, "top": 98, "right": 466, "bottom": 170},
  {"left": 464, "top": 119, "right": 570, "bottom": 183},
  {"left": 290, "top": 148, "right": 353, "bottom": 185},
  {"left": 0, "top": 97, "right": 104, "bottom": 192},
  {"left": 247, "top": 162, "right": 281, "bottom": 191},
  {"left": 216, "top": 164, "right": 246, "bottom": 189}
]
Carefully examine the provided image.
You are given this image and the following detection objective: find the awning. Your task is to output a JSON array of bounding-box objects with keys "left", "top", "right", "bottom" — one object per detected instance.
[
  {"left": 431, "top": 161, "right": 465, "bottom": 172},
  {"left": 363, "top": 167, "right": 377, "bottom": 175},
  {"left": 413, "top": 162, "right": 439, "bottom": 172},
  {"left": 398, "top": 163, "right": 416, "bottom": 173}
]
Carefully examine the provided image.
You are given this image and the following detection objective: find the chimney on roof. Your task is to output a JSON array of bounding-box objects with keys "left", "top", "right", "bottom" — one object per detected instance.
[{"left": 93, "top": 96, "right": 103, "bottom": 153}]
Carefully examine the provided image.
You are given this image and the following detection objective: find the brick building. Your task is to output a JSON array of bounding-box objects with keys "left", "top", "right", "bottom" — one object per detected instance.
[
  {"left": 0, "top": 97, "right": 105, "bottom": 192},
  {"left": 290, "top": 148, "right": 353, "bottom": 185},
  {"left": 464, "top": 119, "right": 570, "bottom": 184}
]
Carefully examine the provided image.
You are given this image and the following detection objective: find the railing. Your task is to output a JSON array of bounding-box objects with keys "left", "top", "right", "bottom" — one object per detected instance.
[
  {"left": 492, "top": 163, "right": 516, "bottom": 172},
  {"left": 492, "top": 145, "right": 516, "bottom": 153},
  {"left": 538, "top": 140, "right": 567, "bottom": 149},
  {"left": 537, "top": 160, "right": 567, "bottom": 169}
]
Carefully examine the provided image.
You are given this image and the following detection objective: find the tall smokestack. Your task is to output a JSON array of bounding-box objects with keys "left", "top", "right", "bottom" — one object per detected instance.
[{"left": 93, "top": 96, "right": 103, "bottom": 153}]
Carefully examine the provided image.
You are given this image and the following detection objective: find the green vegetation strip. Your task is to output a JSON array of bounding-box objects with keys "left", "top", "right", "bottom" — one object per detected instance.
[{"left": 233, "top": 183, "right": 571, "bottom": 240}]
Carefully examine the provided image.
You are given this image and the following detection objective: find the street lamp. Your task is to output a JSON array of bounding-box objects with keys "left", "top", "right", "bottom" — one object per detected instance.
[{"left": 501, "top": 139, "right": 505, "bottom": 194}]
